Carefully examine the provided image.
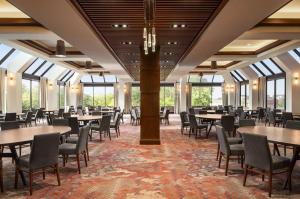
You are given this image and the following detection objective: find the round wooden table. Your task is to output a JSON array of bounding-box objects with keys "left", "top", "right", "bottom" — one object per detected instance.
[
  {"left": 0, "top": 126, "right": 71, "bottom": 189},
  {"left": 71, "top": 115, "right": 102, "bottom": 122},
  {"left": 237, "top": 126, "right": 300, "bottom": 190},
  {"left": 195, "top": 114, "right": 224, "bottom": 135}
]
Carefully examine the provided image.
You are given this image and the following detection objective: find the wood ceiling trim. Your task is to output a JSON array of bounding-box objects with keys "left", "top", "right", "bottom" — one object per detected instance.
[
  {"left": 69, "top": 0, "right": 135, "bottom": 80},
  {"left": 0, "top": 18, "right": 41, "bottom": 26},
  {"left": 65, "top": 61, "right": 103, "bottom": 69},
  {"left": 258, "top": 18, "right": 300, "bottom": 27},
  {"left": 215, "top": 40, "right": 289, "bottom": 55},
  {"left": 18, "top": 40, "right": 84, "bottom": 55}
]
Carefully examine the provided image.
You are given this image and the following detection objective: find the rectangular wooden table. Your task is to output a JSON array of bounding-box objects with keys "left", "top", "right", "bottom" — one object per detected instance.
[{"left": 237, "top": 126, "right": 300, "bottom": 190}]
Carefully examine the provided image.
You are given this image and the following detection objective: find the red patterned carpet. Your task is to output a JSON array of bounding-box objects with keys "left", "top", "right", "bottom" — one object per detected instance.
[{"left": 1, "top": 115, "right": 300, "bottom": 198}]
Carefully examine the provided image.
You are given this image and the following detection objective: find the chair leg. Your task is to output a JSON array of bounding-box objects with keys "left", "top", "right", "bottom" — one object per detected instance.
[
  {"left": 76, "top": 154, "right": 81, "bottom": 174},
  {"left": 243, "top": 165, "right": 248, "bottom": 186},
  {"left": 42, "top": 168, "right": 45, "bottom": 179},
  {"left": 108, "top": 130, "right": 111, "bottom": 140},
  {"left": 62, "top": 155, "right": 66, "bottom": 167},
  {"left": 218, "top": 153, "right": 222, "bottom": 168},
  {"left": 225, "top": 155, "right": 230, "bottom": 176},
  {"left": 86, "top": 143, "right": 90, "bottom": 161},
  {"left": 262, "top": 174, "right": 265, "bottom": 181},
  {"left": 83, "top": 152, "right": 88, "bottom": 167},
  {"left": 55, "top": 164, "right": 60, "bottom": 186},
  {"left": 14, "top": 166, "right": 18, "bottom": 189},
  {"left": 268, "top": 171, "right": 272, "bottom": 197},
  {"left": 29, "top": 171, "right": 33, "bottom": 195},
  {"left": 216, "top": 143, "right": 220, "bottom": 161}
]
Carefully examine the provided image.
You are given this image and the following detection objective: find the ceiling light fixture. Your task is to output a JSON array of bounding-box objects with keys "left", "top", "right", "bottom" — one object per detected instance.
[
  {"left": 211, "top": 61, "right": 217, "bottom": 69},
  {"left": 121, "top": 41, "right": 132, "bottom": 45},
  {"left": 112, "top": 24, "right": 128, "bottom": 28},
  {"left": 55, "top": 40, "right": 66, "bottom": 57},
  {"left": 167, "top": 41, "right": 177, "bottom": 45},
  {"left": 143, "top": 0, "right": 156, "bottom": 55},
  {"left": 86, "top": 61, "right": 92, "bottom": 69},
  {"left": 99, "top": 72, "right": 104, "bottom": 77},
  {"left": 172, "top": 24, "right": 186, "bottom": 28}
]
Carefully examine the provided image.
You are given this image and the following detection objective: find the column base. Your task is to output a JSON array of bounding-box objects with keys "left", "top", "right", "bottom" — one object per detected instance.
[{"left": 140, "top": 139, "right": 161, "bottom": 145}]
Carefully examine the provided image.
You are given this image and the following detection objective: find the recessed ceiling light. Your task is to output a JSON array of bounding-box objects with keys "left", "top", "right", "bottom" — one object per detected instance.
[
  {"left": 167, "top": 41, "right": 177, "bottom": 45},
  {"left": 180, "top": 24, "right": 186, "bottom": 28},
  {"left": 172, "top": 24, "right": 178, "bottom": 28},
  {"left": 112, "top": 24, "right": 128, "bottom": 28},
  {"left": 172, "top": 24, "right": 186, "bottom": 28},
  {"left": 113, "top": 24, "right": 119, "bottom": 28},
  {"left": 122, "top": 24, "right": 128, "bottom": 28},
  {"left": 164, "top": 52, "right": 174, "bottom": 55},
  {"left": 121, "top": 41, "right": 133, "bottom": 45}
]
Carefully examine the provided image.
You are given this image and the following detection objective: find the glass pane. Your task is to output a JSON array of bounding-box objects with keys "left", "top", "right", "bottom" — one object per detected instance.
[
  {"left": 213, "top": 75, "right": 224, "bottom": 83},
  {"left": 240, "top": 84, "right": 246, "bottom": 107},
  {"left": 160, "top": 86, "right": 175, "bottom": 107},
  {"left": 92, "top": 75, "right": 104, "bottom": 83},
  {"left": 61, "top": 71, "right": 73, "bottom": 82},
  {"left": 94, "top": 87, "right": 105, "bottom": 106},
  {"left": 276, "top": 79, "right": 285, "bottom": 110},
  {"left": 105, "top": 86, "right": 114, "bottom": 106},
  {"left": 288, "top": 50, "right": 300, "bottom": 64},
  {"left": 69, "top": 72, "right": 79, "bottom": 84},
  {"left": 192, "top": 87, "right": 211, "bottom": 106},
  {"left": 31, "top": 80, "right": 40, "bottom": 109},
  {"left": 231, "top": 71, "right": 243, "bottom": 81},
  {"left": 104, "top": 75, "right": 116, "bottom": 82},
  {"left": 249, "top": 64, "right": 263, "bottom": 77},
  {"left": 81, "top": 75, "right": 92, "bottom": 83},
  {"left": 267, "top": 80, "right": 275, "bottom": 108},
  {"left": 0, "top": 44, "right": 12, "bottom": 62},
  {"left": 262, "top": 59, "right": 282, "bottom": 74},
  {"left": 235, "top": 70, "right": 247, "bottom": 80},
  {"left": 59, "top": 86, "right": 65, "bottom": 108},
  {"left": 211, "top": 86, "right": 222, "bottom": 106},
  {"left": 24, "top": 58, "right": 45, "bottom": 74},
  {"left": 43, "top": 64, "right": 65, "bottom": 79},
  {"left": 83, "top": 87, "right": 93, "bottom": 107},
  {"left": 188, "top": 75, "right": 200, "bottom": 83},
  {"left": 35, "top": 62, "right": 52, "bottom": 76},
  {"left": 255, "top": 62, "right": 272, "bottom": 76},
  {"left": 131, "top": 86, "right": 140, "bottom": 107},
  {"left": 201, "top": 74, "right": 214, "bottom": 83},
  {"left": 22, "top": 79, "right": 30, "bottom": 111},
  {"left": 246, "top": 84, "right": 250, "bottom": 108}
]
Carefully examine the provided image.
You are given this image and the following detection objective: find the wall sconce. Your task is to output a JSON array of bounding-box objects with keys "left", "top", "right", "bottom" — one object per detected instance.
[
  {"left": 294, "top": 73, "right": 299, "bottom": 85},
  {"left": 48, "top": 82, "right": 53, "bottom": 89},
  {"left": 225, "top": 84, "right": 234, "bottom": 92},
  {"left": 185, "top": 84, "right": 189, "bottom": 93},
  {"left": 230, "top": 84, "right": 234, "bottom": 92},
  {"left": 177, "top": 84, "right": 181, "bottom": 92},
  {"left": 8, "top": 73, "right": 14, "bottom": 86},
  {"left": 123, "top": 85, "right": 127, "bottom": 93},
  {"left": 253, "top": 80, "right": 258, "bottom": 89}
]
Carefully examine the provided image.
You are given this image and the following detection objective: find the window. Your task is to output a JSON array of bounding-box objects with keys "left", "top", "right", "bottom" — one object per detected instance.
[
  {"left": 250, "top": 59, "right": 284, "bottom": 77},
  {"left": 211, "top": 87, "right": 223, "bottom": 106},
  {"left": 276, "top": 79, "right": 285, "bottom": 110},
  {"left": 160, "top": 85, "right": 175, "bottom": 107},
  {"left": 192, "top": 87, "right": 212, "bottom": 106},
  {"left": 262, "top": 59, "right": 282, "bottom": 74},
  {"left": 59, "top": 85, "right": 65, "bottom": 108},
  {"left": 249, "top": 64, "right": 263, "bottom": 77},
  {"left": 266, "top": 80, "right": 275, "bottom": 108},
  {"left": 83, "top": 86, "right": 114, "bottom": 107},
  {"left": 254, "top": 62, "right": 272, "bottom": 76},
  {"left": 22, "top": 79, "right": 40, "bottom": 110},
  {"left": 131, "top": 86, "right": 140, "bottom": 107},
  {"left": 240, "top": 83, "right": 249, "bottom": 108},
  {"left": 288, "top": 48, "right": 300, "bottom": 64}
]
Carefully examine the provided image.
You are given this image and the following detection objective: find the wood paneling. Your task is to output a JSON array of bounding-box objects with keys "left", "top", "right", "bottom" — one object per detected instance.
[{"left": 71, "top": 0, "right": 225, "bottom": 80}]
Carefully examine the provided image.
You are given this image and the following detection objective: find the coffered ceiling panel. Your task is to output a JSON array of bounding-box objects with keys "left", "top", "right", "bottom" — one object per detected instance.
[{"left": 71, "top": 0, "right": 225, "bottom": 80}]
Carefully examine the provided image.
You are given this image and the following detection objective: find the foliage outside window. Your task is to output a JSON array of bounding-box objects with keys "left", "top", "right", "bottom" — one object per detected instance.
[
  {"left": 22, "top": 79, "right": 40, "bottom": 110},
  {"left": 160, "top": 86, "right": 175, "bottom": 107},
  {"left": 83, "top": 86, "right": 114, "bottom": 107},
  {"left": 192, "top": 87, "right": 212, "bottom": 106},
  {"left": 240, "top": 83, "right": 249, "bottom": 108},
  {"left": 266, "top": 78, "right": 285, "bottom": 109},
  {"left": 131, "top": 86, "right": 140, "bottom": 107}
]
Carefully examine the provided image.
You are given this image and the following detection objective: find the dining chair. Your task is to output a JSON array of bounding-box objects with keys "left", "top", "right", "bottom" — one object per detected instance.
[
  {"left": 52, "top": 118, "right": 69, "bottom": 126},
  {"left": 242, "top": 133, "right": 291, "bottom": 197},
  {"left": 180, "top": 112, "right": 190, "bottom": 135},
  {"left": 110, "top": 112, "right": 121, "bottom": 137},
  {"left": 188, "top": 107, "right": 195, "bottom": 115},
  {"left": 286, "top": 120, "right": 300, "bottom": 130},
  {"left": 267, "top": 111, "right": 282, "bottom": 127},
  {"left": 188, "top": 114, "right": 208, "bottom": 138},
  {"left": 15, "top": 133, "right": 61, "bottom": 195},
  {"left": 90, "top": 115, "right": 111, "bottom": 141},
  {"left": 19, "top": 111, "right": 33, "bottom": 127},
  {"left": 216, "top": 125, "right": 244, "bottom": 176},
  {"left": 160, "top": 109, "right": 170, "bottom": 125},
  {"left": 5, "top": 113, "right": 16, "bottom": 121},
  {"left": 63, "top": 112, "right": 71, "bottom": 118},
  {"left": 282, "top": 112, "right": 293, "bottom": 128},
  {"left": 59, "top": 126, "right": 90, "bottom": 174}
]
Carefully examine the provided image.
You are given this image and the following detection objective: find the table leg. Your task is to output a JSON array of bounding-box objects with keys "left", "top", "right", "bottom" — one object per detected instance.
[
  {"left": 284, "top": 146, "right": 300, "bottom": 190},
  {"left": 0, "top": 155, "right": 3, "bottom": 192},
  {"left": 207, "top": 120, "right": 214, "bottom": 136},
  {"left": 8, "top": 145, "right": 26, "bottom": 186}
]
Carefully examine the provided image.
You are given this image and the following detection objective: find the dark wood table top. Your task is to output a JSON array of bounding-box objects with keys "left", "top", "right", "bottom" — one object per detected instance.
[
  {"left": 0, "top": 126, "right": 70, "bottom": 146},
  {"left": 238, "top": 126, "right": 300, "bottom": 147}
]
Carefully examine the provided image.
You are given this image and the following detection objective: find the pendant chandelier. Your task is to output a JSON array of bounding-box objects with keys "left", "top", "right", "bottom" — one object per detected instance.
[{"left": 143, "top": 0, "right": 156, "bottom": 55}]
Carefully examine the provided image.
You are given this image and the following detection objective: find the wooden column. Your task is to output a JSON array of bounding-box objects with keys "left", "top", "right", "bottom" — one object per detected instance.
[{"left": 140, "top": 46, "right": 160, "bottom": 145}]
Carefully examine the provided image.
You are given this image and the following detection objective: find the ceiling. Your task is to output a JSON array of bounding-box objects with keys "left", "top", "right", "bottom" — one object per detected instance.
[
  {"left": 70, "top": 0, "right": 226, "bottom": 80},
  {"left": 0, "top": 0, "right": 28, "bottom": 18}
]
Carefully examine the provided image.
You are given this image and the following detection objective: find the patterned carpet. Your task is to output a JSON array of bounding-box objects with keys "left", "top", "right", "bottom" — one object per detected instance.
[{"left": 1, "top": 115, "right": 300, "bottom": 198}]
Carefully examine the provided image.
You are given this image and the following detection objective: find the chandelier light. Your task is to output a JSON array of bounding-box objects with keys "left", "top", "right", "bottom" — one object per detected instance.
[
  {"left": 143, "top": 0, "right": 156, "bottom": 55},
  {"left": 55, "top": 40, "right": 66, "bottom": 57}
]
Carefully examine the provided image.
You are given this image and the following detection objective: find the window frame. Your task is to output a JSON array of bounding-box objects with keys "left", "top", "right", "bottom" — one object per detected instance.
[
  {"left": 22, "top": 78, "right": 40, "bottom": 110},
  {"left": 239, "top": 81, "right": 249, "bottom": 108},
  {"left": 191, "top": 82, "right": 223, "bottom": 107},
  {"left": 83, "top": 84, "right": 115, "bottom": 107},
  {"left": 265, "top": 73, "right": 286, "bottom": 110}
]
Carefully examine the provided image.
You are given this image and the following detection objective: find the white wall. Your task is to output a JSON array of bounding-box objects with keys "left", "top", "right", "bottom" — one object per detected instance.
[{"left": 6, "top": 72, "right": 22, "bottom": 113}]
